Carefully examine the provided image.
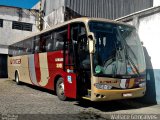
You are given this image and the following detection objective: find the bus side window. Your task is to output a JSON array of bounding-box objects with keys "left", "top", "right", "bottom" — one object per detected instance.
[
  {"left": 8, "top": 45, "right": 14, "bottom": 56},
  {"left": 70, "top": 23, "right": 88, "bottom": 69},
  {"left": 78, "top": 26, "right": 89, "bottom": 68},
  {"left": 42, "top": 32, "right": 54, "bottom": 52},
  {"left": 54, "top": 27, "right": 67, "bottom": 51},
  {"left": 40, "top": 37, "right": 46, "bottom": 52},
  {"left": 14, "top": 44, "right": 19, "bottom": 56},
  {"left": 12, "top": 44, "right": 16, "bottom": 56},
  {"left": 23, "top": 38, "right": 33, "bottom": 54},
  {"left": 33, "top": 36, "right": 40, "bottom": 53},
  {"left": 18, "top": 42, "right": 24, "bottom": 55}
]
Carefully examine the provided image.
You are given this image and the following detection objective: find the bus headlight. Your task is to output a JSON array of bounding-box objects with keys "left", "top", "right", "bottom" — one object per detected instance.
[
  {"left": 94, "top": 83, "right": 112, "bottom": 90},
  {"left": 139, "top": 82, "right": 146, "bottom": 88}
]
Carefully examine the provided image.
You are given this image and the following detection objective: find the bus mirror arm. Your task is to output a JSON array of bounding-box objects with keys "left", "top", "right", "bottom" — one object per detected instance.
[
  {"left": 8, "top": 54, "right": 13, "bottom": 57},
  {"left": 88, "top": 34, "right": 93, "bottom": 40},
  {"left": 88, "top": 32, "right": 95, "bottom": 53}
]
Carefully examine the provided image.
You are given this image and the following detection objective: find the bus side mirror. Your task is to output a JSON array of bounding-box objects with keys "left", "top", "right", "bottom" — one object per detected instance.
[{"left": 88, "top": 32, "right": 95, "bottom": 53}]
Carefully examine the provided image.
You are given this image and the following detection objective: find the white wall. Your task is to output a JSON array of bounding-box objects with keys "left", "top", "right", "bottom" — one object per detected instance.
[
  {"left": 138, "top": 12, "right": 160, "bottom": 103},
  {"left": 43, "top": 7, "right": 64, "bottom": 29},
  {"left": 138, "top": 13, "right": 160, "bottom": 69},
  {"left": 153, "top": 0, "right": 160, "bottom": 6},
  {"left": 0, "top": 47, "right": 8, "bottom": 54}
]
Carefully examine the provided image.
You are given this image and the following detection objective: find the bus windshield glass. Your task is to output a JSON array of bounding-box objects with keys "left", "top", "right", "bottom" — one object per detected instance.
[{"left": 89, "top": 21, "right": 146, "bottom": 77}]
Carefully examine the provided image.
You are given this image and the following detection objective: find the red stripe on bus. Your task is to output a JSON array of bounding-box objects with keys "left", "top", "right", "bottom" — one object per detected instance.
[
  {"left": 46, "top": 52, "right": 54, "bottom": 89},
  {"left": 46, "top": 51, "right": 64, "bottom": 90},
  {"left": 34, "top": 54, "right": 41, "bottom": 83}
]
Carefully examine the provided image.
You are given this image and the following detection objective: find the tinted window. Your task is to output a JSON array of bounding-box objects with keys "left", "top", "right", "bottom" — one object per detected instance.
[
  {"left": 17, "top": 42, "right": 24, "bottom": 55},
  {"left": 71, "top": 23, "right": 88, "bottom": 68},
  {"left": 42, "top": 32, "right": 55, "bottom": 52},
  {"left": 33, "top": 36, "right": 40, "bottom": 53},
  {"left": 8, "top": 45, "right": 14, "bottom": 56},
  {"left": 12, "top": 43, "right": 19, "bottom": 56},
  {"left": 55, "top": 26, "right": 67, "bottom": 50},
  {"left": 23, "top": 38, "right": 33, "bottom": 54},
  {"left": 9, "top": 26, "right": 68, "bottom": 56}
]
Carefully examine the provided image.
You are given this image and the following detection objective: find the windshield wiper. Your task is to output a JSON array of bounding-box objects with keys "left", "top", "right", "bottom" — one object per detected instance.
[
  {"left": 117, "top": 28, "right": 140, "bottom": 76},
  {"left": 126, "top": 52, "right": 140, "bottom": 76}
]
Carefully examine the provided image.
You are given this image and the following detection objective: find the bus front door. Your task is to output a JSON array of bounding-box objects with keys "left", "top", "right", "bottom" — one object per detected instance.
[{"left": 64, "top": 24, "right": 77, "bottom": 99}]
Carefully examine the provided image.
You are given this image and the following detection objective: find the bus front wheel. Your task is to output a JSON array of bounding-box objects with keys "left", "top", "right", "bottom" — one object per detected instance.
[
  {"left": 15, "top": 72, "right": 20, "bottom": 85},
  {"left": 56, "top": 77, "right": 67, "bottom": 101}
]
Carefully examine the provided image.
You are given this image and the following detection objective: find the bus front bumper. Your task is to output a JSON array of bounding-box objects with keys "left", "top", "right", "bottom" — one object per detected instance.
[{"left": 91, "top": 87, "right": 146, "bottom": 101}]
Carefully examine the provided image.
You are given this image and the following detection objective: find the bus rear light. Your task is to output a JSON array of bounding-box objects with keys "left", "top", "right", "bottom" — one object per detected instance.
[{"left": 94, "top": 83, "right": 112, "bottom": 90}]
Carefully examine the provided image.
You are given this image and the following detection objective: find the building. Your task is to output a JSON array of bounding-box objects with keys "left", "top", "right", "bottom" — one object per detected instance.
[
  {"left": 0, "top": 5, "right": 39, "bottom": 77},
  {"left": 41, "top": 0, "right": 153, "bottom": 29}
]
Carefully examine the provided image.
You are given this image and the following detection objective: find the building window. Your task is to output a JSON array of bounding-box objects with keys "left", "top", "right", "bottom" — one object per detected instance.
[
  {"left": 12, "top": 21, "right": 32, "bottom": 31},
  {"left": 0, "top": 19, "right": 3, "bottom": 27}
]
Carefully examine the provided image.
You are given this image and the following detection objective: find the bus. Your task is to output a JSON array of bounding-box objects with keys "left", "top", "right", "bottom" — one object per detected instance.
[{"left": 8, "top": 18, "right": 146, "bottom": 101}]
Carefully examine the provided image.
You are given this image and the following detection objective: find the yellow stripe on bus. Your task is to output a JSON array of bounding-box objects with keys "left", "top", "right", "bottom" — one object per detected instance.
[{"left": 39, "top": 53, "right": 49, "bottom": 87}]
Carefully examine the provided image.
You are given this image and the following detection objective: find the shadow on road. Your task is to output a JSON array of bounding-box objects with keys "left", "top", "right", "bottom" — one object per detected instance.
[{"left": 74, "top": 99, "right": 155, "bottom": 112}]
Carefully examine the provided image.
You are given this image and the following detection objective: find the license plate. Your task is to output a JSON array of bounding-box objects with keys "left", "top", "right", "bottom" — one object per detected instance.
[{"left": 122, "top": 93, "right": 132, "bottom": 97}]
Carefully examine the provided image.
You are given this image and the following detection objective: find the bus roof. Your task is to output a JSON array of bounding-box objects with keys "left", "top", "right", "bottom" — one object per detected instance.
[{"left": 11, "top": 17, "right": 134, "bottom": 45}]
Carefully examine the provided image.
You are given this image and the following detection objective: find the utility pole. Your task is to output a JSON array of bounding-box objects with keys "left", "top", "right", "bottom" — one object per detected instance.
[
  {"left": 38, "top": 0, "right": 43, "bottom": 31},
  {"left": 37, "top": 0, "right": 50, "bottom": 30}
]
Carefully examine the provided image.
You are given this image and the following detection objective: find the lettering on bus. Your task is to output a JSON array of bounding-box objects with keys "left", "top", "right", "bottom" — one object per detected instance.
[
  {"left": 10, "top": 59, "right": 21, "bottom": 64},
  {"left": 56, "top": 63, "right": 63, "bottom": 68},
  {"left": 99, "top": 80, "right": 118, "bottom": 84},
  {"left": 55, "top": 58, "right": 63, "bottom": 62}
]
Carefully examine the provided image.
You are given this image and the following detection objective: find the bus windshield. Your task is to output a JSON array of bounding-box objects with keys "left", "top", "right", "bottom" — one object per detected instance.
[{"left": 89, "top": 21, "right": 146, "bottom": 78}]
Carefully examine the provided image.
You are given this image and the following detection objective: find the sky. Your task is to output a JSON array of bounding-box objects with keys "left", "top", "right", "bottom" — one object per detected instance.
[{"left": 0, "top": 0, "right": 39, "bottom": 9}]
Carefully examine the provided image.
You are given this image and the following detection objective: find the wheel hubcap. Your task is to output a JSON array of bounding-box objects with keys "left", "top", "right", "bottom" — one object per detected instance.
[
  {"left": 58, "top": 82, "right": 64, "bottom": 96},
  {"left": 16, "top": 75, "right": 18, "bottom": 83}
]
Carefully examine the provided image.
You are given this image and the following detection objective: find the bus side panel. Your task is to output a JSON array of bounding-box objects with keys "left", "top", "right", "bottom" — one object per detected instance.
[
  {"left": 28, "top": 54, "right": 38, "bottom": 85},
  {"left": 8, "top": 56, "right": 23, "bottom": 81},
  {"left": 8, "top": 51, "right": 77, "bottom": 99},
  {"left": 46, "top": 51, "right": 64, "bottom": 90},
  {"left": 47, "top": 51, "right": 77, "bottom": 99},
  {"left": 20, "top": 55, "right": 32, "bottom": 84},
  {"left": 64, "top": 73, "right": 77, "bottom": 99},
  {"left": 8, "top": 55, "right": 32, "bottom": 84},
  {"left": 37, "top": 53, "right": 50, "bottom": 87},
  {"left": 26, "top": 51, "right": 65, "bottom": 89},
  {"left": 8, "top": 57, "right": 15, "bottom": 80}
]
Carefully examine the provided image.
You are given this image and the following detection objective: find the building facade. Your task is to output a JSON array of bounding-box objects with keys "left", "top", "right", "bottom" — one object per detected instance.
[
  {"left": 0, "top": 5, "right": 39, "bottom": 77},
  {"left": 42, "top": 0, "right": 153, "bottom": 29}
]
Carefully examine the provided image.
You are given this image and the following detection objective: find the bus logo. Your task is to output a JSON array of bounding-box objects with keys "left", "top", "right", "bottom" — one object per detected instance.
[{"left": 10, "top": 59, "right": 21, "bottom": 64}]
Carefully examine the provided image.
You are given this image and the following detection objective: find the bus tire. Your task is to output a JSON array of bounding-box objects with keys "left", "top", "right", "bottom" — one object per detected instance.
[
  {"left": 56, "top": 77, "right": 67, "bottom": 101},
  {"left": 15, "top": 72, "right": 20, "bottom": 85}
]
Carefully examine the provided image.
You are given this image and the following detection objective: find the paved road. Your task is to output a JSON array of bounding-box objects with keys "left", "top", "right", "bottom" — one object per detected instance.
[{"left": 0, "top": 79, "right": 160, "bottom": 120}]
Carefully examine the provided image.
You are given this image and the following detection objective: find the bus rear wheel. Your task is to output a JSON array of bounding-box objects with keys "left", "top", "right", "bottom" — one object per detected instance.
[
  {"left": 56, "top": 77, "right": 67, "bottom": 101},
  {"left": 15, "top": 72, "right": 20, "bottom": 85}
]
